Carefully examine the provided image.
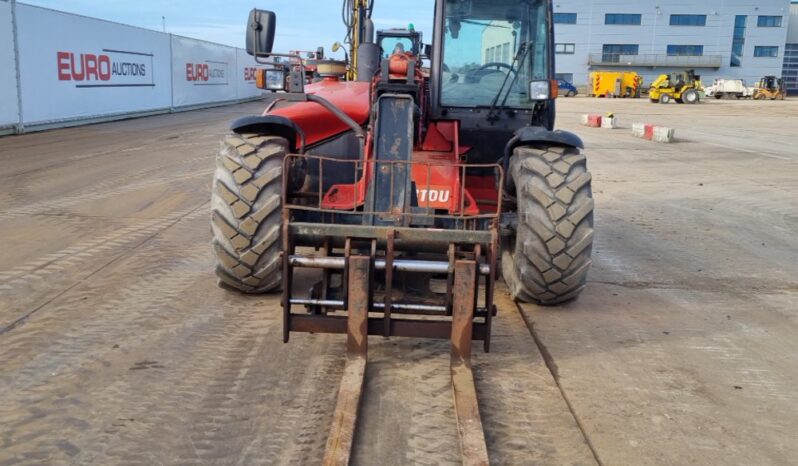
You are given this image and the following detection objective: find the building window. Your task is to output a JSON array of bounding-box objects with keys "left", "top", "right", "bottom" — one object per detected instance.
[
  {"left": 554, "top": 13, "right": 577, "bottom": 24},
  {"left": 602, "top": 44, "right": 639, "bottom": 62},
  {"left": 486, "top": 46, "right": 497, "bottom": 63},
  {"left": 670, "top": 15, "right": 707, "bottom": 26},
  {"left": 605, "top": 14, "right": 642, "bottom": 25},
  {"left": 667, "top": 45, "right": 704, "bottom": 56},
  {"left": 502, "top": 42, "right": 510, "bottom": 63},
  {"left": 757, "top": 16, "right": 782, "bottom": 27},
  {"left": 731, "top": 15, "right": 746, "bottom": 67},
  {"left": 555, "top": 43, "right": 576, "bottom": 55},
  {"left": 754, "top": 46, "right": 779, "bottom": 58}
]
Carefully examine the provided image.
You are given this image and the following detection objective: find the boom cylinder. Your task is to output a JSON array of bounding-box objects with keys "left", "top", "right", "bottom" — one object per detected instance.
[{"left": 357, "top": 43, "right": 380, "bottom": 82}]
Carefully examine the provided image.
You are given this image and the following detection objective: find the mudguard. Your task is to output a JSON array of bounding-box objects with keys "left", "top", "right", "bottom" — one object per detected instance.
[
  {"left": 230, "top": 115, "right": 304, "bottom": 153},
  {"left": 506, "top": 126, "right": 584, "bottom": 152}
]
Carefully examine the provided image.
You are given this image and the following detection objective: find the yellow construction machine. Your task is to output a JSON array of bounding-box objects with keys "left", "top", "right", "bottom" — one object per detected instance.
[
  {"left": 588, "top": 71, "right": 643, "bottom": 98},
  {"left": 649, "top": 69, "right": 702, "bottom": 104},
  {"left": 753, "top": 76, "right": 787, "bottom": 100}
]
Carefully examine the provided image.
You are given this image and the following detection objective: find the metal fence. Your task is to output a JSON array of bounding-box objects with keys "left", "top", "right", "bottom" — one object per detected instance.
[{"left": 1, "top": 2, "right": 263, "bottom": 135}]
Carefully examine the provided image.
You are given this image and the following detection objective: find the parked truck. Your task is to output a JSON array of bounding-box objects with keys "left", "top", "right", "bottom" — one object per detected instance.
[
  {"left": 588, "top": 71, "right": 643, "bottom": 98},
  {"left": 705, "top": 79, "right": 753, "bottom": 99}
]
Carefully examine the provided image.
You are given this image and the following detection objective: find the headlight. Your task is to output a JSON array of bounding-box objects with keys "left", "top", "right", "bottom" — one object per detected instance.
[
  {"left": 265, "top": 69, "right": 286, "bottom": 91},
  {"left": 529, "top": 80, "right": 551, "bottom": 101}
]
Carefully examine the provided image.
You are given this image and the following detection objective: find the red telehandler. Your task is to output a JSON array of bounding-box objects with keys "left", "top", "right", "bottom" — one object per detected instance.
[{"left": 211, "top": 1, "right": 594, "bottom": 463}]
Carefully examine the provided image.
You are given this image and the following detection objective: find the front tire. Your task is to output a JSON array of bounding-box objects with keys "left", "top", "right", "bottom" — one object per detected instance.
[
  {"left": 211, "top": 134, "right": 286, "bottom": 293},
  {"left": 502, "top": 146, "right": 594, "bottom": 305},
  {"left": 660, "top": 94, "right": 672, "bottom": 104}
]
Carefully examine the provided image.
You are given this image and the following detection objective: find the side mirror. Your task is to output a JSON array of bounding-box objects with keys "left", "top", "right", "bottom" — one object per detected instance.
[{"left": 246, "top": 9, "right": 276, "bottom": 57}]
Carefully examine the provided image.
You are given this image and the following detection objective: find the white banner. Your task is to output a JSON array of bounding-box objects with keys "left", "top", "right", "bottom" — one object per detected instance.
[
  {"left": 0, "top": 1, "right": 19, "bottom": 128},
  {"left": 236, "top": 48, "right": 264, "bottom": 100},
  {"left": 15, "top": 4, "right": 172, "bottom": 125},
  {"left": 171, "top": 36, "right": 238, "bottom": 107}
]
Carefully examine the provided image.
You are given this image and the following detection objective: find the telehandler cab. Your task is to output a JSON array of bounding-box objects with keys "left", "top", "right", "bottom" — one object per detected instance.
[{"left": 210, "top": 0, "right": 594, "bottom": 462}]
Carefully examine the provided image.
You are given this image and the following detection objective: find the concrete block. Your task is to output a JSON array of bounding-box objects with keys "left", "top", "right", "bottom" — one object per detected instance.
[
  {"left": 644, "top": 124, "right": 655, "bottom": 140},
  {"left": 601, "top": 116, "right": 618, "bottom": 129},
  {"left": 653, "top": 126, "right": 676, "bottom": 143},
  {"left": 582, "top": 114, "right": 602, "bottom": 128},
  {"left": 632, "top": 123, "right": 675, "bottom": 143}
]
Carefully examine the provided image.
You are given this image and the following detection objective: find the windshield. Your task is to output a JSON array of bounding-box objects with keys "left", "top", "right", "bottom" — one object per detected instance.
[
  {"left": 380, "top": 37, "right": 414, "bottom": 58},
  {"left": 440, "top": 0, "right": 549, "bottom": 108}
]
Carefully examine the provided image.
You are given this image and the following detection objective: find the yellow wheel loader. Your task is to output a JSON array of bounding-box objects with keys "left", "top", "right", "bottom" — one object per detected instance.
[{"left": 649, "top": 69, "right": 703, "bottom": 104}]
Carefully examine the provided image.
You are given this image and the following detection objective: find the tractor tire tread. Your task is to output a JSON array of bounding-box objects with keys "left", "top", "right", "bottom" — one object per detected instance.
[
  {"left": 211, "top": 133, "right": 286, "bottom": 294},
  {"left": 502, "top": 146, "right": 594, "bottom": 305}
]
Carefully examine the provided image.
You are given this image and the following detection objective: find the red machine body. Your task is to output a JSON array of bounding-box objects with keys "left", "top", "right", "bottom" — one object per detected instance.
[
  {"left": 266, "top": 53, "right": 498, "bottom": 217},
  {"left": 266, "top": 77, "right": 371, "bottom": 147}
]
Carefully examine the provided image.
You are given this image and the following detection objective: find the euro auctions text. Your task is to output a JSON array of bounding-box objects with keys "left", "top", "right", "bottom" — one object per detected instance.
[{"left": 57, "top": 49, "right": 154, "bottom": 87}]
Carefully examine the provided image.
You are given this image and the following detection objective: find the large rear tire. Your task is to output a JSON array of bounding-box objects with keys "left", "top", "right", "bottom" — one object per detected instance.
[
  {"left": 683, "top": 89, "right": 699, "bottom": 104},
  {"left": 502, "top": 146, "right": 594, "bottom": 305},
  {"left": 211, "top": 134, "right": 286, "bottom": 293}
]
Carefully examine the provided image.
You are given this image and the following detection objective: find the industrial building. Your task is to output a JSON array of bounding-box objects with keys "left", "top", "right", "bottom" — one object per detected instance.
[{"left": 551, "top": 0, "right": 793, "bottom": 89}]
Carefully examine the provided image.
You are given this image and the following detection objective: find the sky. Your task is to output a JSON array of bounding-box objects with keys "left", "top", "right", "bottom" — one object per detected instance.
[{"left": 21, "top": 0, "right": 435, "bottom": 59}]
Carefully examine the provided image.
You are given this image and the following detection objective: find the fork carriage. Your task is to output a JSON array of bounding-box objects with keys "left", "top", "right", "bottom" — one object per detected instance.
[{"left": 281, "top": 153, "right": 503, "bottom": 352}]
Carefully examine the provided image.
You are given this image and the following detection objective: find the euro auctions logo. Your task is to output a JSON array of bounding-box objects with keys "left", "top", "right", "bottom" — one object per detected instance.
[
  {"left": 57, "top": 49, "right": 155, "bottom": 88},
  {"left": 186, "top": 61, "right": 229, "bottom": 86},
  {"left": 244, "top": 67, "right": 259, "bottom": 82}
]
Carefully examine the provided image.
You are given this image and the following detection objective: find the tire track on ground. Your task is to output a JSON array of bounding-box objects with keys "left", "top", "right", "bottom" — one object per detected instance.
[
  {"left": 476, "top": 288, "right": 597, "bottom": 465},
  {"left": 267, "top": 350, "right": 343, "bottom": 466},
  {"left": 0, "top": 242, "right": 210, "bottom": 388},
  {"left": 1, "top": 210, "right": 344, "bottom": 465},
  {"left": 0, "top": 214, "right": 230, "bottom": 464},
  {"left": 0, "top": 165, "right": 212, "bottom": 220},
  {"left": 84, "top": 307, "right": 276, "bottom": 465},
  {"left": 1, "top": 132, "right": 216, "bottom": 182},
  {"left": 0, "top": 251, "right": 212, "bottom": 464},
  {"left": 0, "top": 206, "right": 209, "bottom": 333}
]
